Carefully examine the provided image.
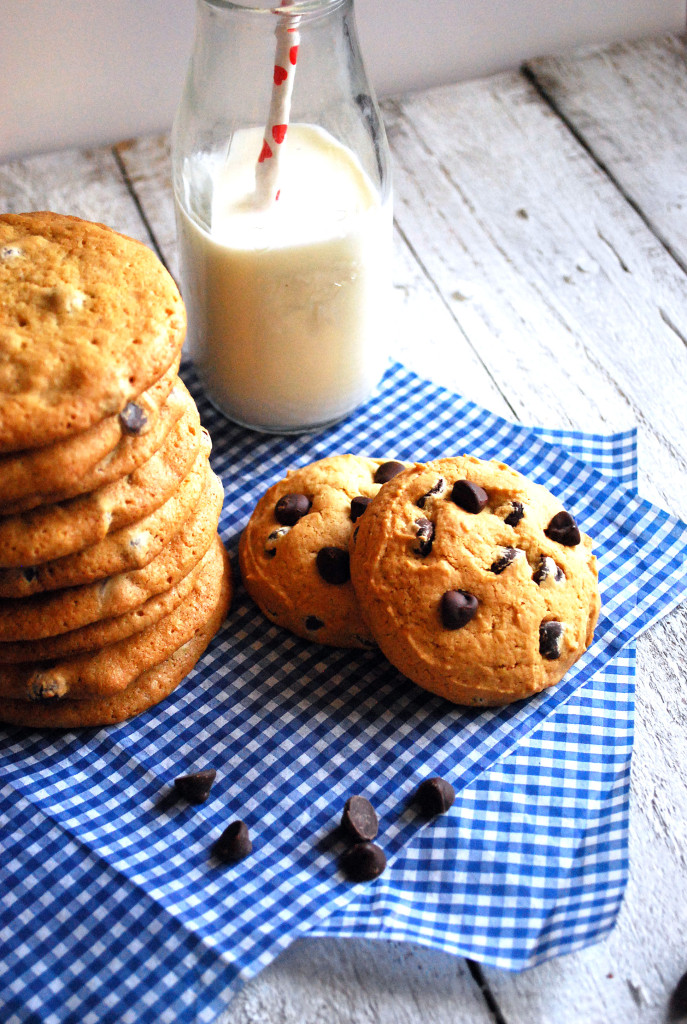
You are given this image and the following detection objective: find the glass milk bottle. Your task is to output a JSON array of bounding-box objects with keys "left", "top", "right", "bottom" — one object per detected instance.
[{"left": 172, "top": 0, "right": 392, "bottom": 434}]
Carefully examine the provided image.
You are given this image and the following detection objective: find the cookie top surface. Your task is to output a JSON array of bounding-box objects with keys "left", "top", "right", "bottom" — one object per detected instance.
[
  {"left": 350, "top": 455, "right": 600, "bottom": 706},
  {"left": 0, "top": 212, "right": 186, "bottom": 452},
  {"left": 239, "top": 454, "right": 409, "bottom": 648}
]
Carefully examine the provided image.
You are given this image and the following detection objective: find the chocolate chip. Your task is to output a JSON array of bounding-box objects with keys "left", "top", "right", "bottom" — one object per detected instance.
[
  {"left": 374, "top": 461, "right": 406, "bottom": 484},
  {"left": 414, "top": 517, "right": 435, "bottom": 556},
  {"left": 275, "top": 493, "right": 311, "bottom": 526},
  {"left": 490, "top": 546, "right": 518, "bottom": 574},
  {"left": 450, "top": 480, "right": 488, "bottom": 513},
  {"left": 350, "top": 496, "right": 372, "bottom": 522},
  {"left": 532, "top": 555, "right": 565, "bottom": 586},
  {"left": 305, "top": 615, "right": 324, "bottom": 631},
  {"left": 415, "top": 777, "right": 455, "bottom": 817},
  {"left": 539, "top": 620, "right": 565, "bottom": 659},
  {"left": 22, "top": 566, "right": 39, "bottom": 583},
  {"left": 504, "top": 500, "right": 525, "bottom": 527},
  {"left": 265, "top": 525, "right": 290, "bottom": 556},
  {"left": 214, "top": 820, "right": 252, "bottom": 863},
  {"left": 544, "top": 510, "right": 580, "bottom": 546},
  {"left": 316, "top": 547, "right": 350, "bottom": 584},
  {"left": 174, "top": 769, "right": 216, "bottom": 804},
  {"left": 341, "top": 795, "right": 378, "bottom": 842},
  {"left": 669, "top": 969, "right": 687, "bottom": 1019},
  {"left": 119, "top": 401, "right": 148, "bottom": 435},
  {"left": 417, "top": 477, "right": 446, "bottom": 508},
  {"left": 29, "top": 674, "right": 67, "bottom": 702},
  {"left": 339, "top": 842, "right": 386, "bottom": 882},
  {"left": 440, "top": 590, "right": 479, "bottom": 629}
]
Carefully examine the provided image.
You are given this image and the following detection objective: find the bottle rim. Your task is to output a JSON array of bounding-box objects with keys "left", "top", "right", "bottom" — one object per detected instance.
[{"left": 199, "top": 0, "right": 346, "bottom": 14}]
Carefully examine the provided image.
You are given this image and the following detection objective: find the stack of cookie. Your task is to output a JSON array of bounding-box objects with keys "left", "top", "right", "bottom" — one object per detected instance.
[
  {"left": 240, "top": 454, "right": 600, "bottom": 707},
  {"left": 0, "top": 212, "right": 231, "bottom": 728}
]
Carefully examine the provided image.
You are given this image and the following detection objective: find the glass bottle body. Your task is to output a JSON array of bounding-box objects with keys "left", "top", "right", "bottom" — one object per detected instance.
[{"left": 172, "top": 0, "right": 392, "bottom": 434}]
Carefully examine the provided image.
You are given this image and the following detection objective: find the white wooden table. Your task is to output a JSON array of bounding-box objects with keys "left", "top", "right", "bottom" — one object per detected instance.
[{"left": 2, "top": 33, "right": 686, "bottom": 1024}]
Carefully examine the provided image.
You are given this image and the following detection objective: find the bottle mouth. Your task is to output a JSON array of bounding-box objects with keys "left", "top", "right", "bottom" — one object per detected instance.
[{"left": 201, "top": 0, "right": 346, "bottom": 14}]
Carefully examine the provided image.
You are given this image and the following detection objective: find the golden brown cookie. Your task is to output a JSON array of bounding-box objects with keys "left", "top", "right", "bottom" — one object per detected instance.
[
  {"left": 0, "top": 535, "right": 231, "bottom": 701},
  {"left": 349, "top": 455, "right": 600, "bottom": 706},
  {"left": 0, "top": 212, "right": 185, "bottom": 453},
  {"left": 0, "top": 398, "right": 205, "bottom": 568},
  {"left": 0, "top": 446, "right": 212, "bottom": 597},
  {"left": 239, "top": 454, "right": 409, "bottom": 647},
  {"left": 0, "top": 358, "right": 180, "bottom": 512},
  {"left": 0, "top": 467, "right": 223, "bottom": 645},
  {"left": 0, "top": 545, "right": 231, "bottom": 728},
  {"left": 0, "top": 536, "right": 223, "bottom": 664},
  {"left": 0, "top": 373, "right": 189, "bottom": 515}
]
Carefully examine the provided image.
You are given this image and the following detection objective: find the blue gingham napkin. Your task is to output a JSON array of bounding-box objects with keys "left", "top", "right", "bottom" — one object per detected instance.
[{"left": 1, "top": 363, "right": 686, "bottom": 1024}]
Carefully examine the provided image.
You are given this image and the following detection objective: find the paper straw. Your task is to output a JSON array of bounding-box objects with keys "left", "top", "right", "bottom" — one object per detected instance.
[{"left": 254, "top": 0, "right": 300, "bottom": 207}]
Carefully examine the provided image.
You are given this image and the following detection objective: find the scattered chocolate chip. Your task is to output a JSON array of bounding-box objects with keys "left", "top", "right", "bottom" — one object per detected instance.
[
  {"left": 275, "top": 493, "right": 311, "bottom": 526},
  {"left": 305, "top": 615, "right": 324, "bottom": 631},
  {"left": 450, "top": 480, "right": 488, "bottom": 513},
  {"left": 414, "top": 517, "right": 435, "bottom": 556},
  {"left": 417, "top": 477, "right": 446, "bottom": 508},
  {"left": 350, "top": 495, "right": 372, "bottom": 522},
  {"left": 440, "top": 590, "right": 479, "bottom": 629},
  {"left": 22, "top": 566, "right": 39, "bottom": 583},
  {"left": 316, "top": 547, "right": 350, "bottom": 584},
  {"left": 214, "top": 820, "right": 252, "bottom": 863},
  {"left": 490, "top": 546, "right": 518, "bottom": 574},
  {"left": 504, "top": 500, "right": 525, "bottom": 527},
  {"left": 341, "top": 795, "right": 378, "bottom": 842},
  {"left": 265, "top": 525, "right": 290, "bottom": 556},
  {"left": 669, "top": 969, "right": 687, "bottom": 1020},
  {"left": 532, "top": 555, "right": 565, "bottom": 586},
  {"left": 415, "top": 777, "right": 455, "bottom": 817},
  {"left": 374, "top": 461, "right": 406, "bottom": 484},
  {"left": 174, "top": 769, "right": 216, "bottom": 804},
  {"left": 119, "top": 401, "right": 147, "bottom": 435},
  {"left": 544, "top": 510, "right": 580, "bottom": 546},
  {"left": 339, "top": 842, "right": 386, "bottom": 882},
  {"left": 539, "top": 620, "right": 565, "bottom": 659}
]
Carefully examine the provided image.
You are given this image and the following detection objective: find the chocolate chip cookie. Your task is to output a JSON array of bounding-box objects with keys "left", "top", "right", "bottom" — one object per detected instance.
[
  {"left": 0, "top": 212, "right": 185, "bottom": 453},
  {"left": 0, "top": 397, "right": 205, "bottom": 568},
  {"left": 239, "top": 455, "right": 408, "bottom": 647},
  {"left": 0, "top": 544, "right": 231, "bottom": 728},
  {"left": 0, "top": 358, "right": 180, "bottom": 512},
  {"left": 0, "top": 536, "right": 231, "bottom": 702},
  {"left": 349, "top": 455, "right": 600, "bottom": 706}
]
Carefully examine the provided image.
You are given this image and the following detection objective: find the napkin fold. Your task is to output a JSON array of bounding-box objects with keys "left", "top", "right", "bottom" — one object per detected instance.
[{"left": 1, "top": 364, "right": 686, "bottom": 1024}]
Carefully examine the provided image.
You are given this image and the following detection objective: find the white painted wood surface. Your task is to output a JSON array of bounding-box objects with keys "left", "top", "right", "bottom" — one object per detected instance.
[{"left": 1, "top": 32, "right": 686, "bottom": 1024}]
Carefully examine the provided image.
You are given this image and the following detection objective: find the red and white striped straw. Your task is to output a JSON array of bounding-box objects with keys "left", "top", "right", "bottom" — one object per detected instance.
[{"left": 254, "top": 0, "right": 301, "bottom": 207}]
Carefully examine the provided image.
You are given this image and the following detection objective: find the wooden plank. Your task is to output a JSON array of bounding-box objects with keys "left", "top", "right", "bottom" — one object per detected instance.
[
  {"left": 115, "top": 135, "right": 512, "bottom": 416},
  {"left": 0, "top": 145, "right": 152, "bottom": 248},
  {"left": 222, "top": 936, "right": 497, "bottom": 1024},
  {"left": 526, "top": 35, "right": 687, "bottom": 273},
  {"left": 382, "top": 63, "right": 687, "bottom": 1024},
  {"left": 383, "top": 74, "right": 687, "bottom": 514}
]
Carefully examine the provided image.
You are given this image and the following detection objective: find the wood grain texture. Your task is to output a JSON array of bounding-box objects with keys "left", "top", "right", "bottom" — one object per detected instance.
[
  {"left": 526, "top": 34, "right": 687, "bottom": 274},
  {"left": 220, "top": 938, "right": 495, "bottom": 1024},
  {"left": 385, "top": 73, "right": 687, "bottom": 514}
]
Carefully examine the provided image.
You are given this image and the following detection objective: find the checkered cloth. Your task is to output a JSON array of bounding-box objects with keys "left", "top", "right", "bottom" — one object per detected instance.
[{"left": 2, "top": 363, "right": 686, "bottom": 1024}]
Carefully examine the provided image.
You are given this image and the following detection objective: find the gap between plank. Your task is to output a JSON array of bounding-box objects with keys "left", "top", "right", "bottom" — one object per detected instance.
[
  {"left": 111, "top": 146, "right": 168, "bottom": 271},
  {"left": 467, "top": 959, "right": 511, "bottom": 1024}
]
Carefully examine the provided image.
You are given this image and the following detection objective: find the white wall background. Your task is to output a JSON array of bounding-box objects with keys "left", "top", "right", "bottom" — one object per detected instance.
[{"left": 1, "top": 0, "right": 684, "bottom": 163}]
